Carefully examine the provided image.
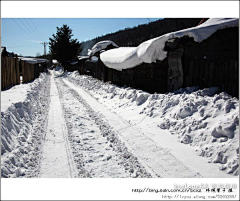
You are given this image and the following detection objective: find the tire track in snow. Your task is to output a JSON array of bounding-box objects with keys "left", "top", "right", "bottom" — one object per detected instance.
[
  {"left": 56, "top": 78, "right": 152, "bottom": 178},
  {"left": 62, "top": 78, "right": 202, "bottom": 178},
  {"left": 39, "top": 74, "right": 77, "bottom": 178}
]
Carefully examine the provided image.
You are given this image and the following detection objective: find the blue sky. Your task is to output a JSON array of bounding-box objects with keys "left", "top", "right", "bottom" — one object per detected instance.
[{"left": 1, "top": 18, "right": 160, "bottom": 57}]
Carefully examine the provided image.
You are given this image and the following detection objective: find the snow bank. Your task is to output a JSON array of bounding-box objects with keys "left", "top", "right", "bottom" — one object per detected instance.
[
  {"left": 65, "top": 72, "right": 239, "bottom": 176},
  {"left": 1, "top": 73, "right": 50, "bottom": 178},
  {"left": 88, "top": 40, "right": 118, "bottom": 56},
  {"left": 53, "top": 66, "right": 65, "bottom": 77},
  {"left": 100, "top": 18, "right": 239, "bottom": 70},
  {"left": 1, "top": 83, "right": 30, "bottom": 113}
]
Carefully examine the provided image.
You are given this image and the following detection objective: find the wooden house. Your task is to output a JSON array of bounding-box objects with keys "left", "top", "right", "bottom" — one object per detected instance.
[{"left": 80, "top": 19, "right": 239, "bottom": 98}]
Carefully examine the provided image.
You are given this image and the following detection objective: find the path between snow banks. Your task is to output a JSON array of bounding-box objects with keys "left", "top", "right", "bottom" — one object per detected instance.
[
  {"left": 39, "top": 74, "right": 76, "bottom": 178},
  {"left": 62, "top": 79, "right": 201, "bottom": 178},
  {"left": 56, "top": 79, "right": 151, "bottom": 178}
]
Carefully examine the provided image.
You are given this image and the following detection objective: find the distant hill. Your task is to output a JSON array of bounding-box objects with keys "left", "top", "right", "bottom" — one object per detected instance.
[{"left": 80, "top": 18, "right": 201, "bottom": 56}]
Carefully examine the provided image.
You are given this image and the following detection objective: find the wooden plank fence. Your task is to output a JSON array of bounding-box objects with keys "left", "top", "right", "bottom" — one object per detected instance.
[
  {"left": 21, "top": 60, "right": 35, "bottom": 83},
  {"left": 1, "top": 55, "right": 20, "bottom": 90},
  {"left": 1, "top": 55, "right": 47, "bottom": 90},
  {"left": 182, "top": 59, "right": 239, "bottom": 98}
]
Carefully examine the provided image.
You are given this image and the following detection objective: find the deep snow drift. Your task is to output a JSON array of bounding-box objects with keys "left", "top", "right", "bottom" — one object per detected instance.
[
  {"left": 100, "top": 18, "right": 239, "bottom": 70},
  {"left": 64, "top": 71, "right": 239, "bottom": 176},
  {"left": 1, "top": 73, "right": 50, "bottom": 177},
  {"left": 1, "top": 70, "right": 239, "bottom": 177}
]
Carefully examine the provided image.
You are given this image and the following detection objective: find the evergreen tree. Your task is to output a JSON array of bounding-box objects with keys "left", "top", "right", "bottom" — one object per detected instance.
[{"left": 49, "top": 24, "right": 81, "bottom": 67}]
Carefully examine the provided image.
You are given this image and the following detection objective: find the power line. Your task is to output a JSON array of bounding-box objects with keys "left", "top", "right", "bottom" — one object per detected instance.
[
  {"left": 18, "top": 18, "right": 40, "bottom": 41},
  {"left": 29, "top": 18, "right": 45, "bottom": 41},
  {"left": 8, "top": 44, "right": 35, "bottom": 48},
  {"left": 11, "top": 18, "right": 38, "bottom": 41},
  {"left": 23, "top": 19, "right": 43, "bottom": 41}
]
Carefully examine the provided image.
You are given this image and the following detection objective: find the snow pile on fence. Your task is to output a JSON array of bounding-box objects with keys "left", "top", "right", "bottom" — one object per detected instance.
[
  {"left": 65, "top": 71, "right": 239, "bottom": 176},
  {"left": 100, "top": 18, "right": 239, "bottom": 70},
  {"left": 1, "top": 73, "right": 50, "bottom": 178}
]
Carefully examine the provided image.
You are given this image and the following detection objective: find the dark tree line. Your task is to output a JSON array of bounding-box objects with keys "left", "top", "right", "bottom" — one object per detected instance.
[{"left": 80, "top": 18, "right": 201, "bottom": 55}]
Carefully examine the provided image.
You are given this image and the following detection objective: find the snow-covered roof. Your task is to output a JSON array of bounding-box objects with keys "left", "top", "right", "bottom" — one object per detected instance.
[
  {"left": 100, "top": 47, "right": 142, "bottom": 70},
  {"left": 88, "top": 40, "right": 118, "bottom": 56},
  {"left": 1, "top": 47, "right": 5, "bottom": 54},
  {"left": 20, "top": 57, "right": 49, "bottom": 64},
  {"left": 77, "top": 56, "right": 89, "bottom": 61},
  {"left": 100, "top": 18, "right": 239, "bottom": 71},
  {"left": 52, "top": 59, "right": 59, "bottom": 64}
]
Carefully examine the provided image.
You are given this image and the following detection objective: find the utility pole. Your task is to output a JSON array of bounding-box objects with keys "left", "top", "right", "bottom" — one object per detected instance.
[{"left": 41, "top": 42, "right": 48, "bottom": 56}]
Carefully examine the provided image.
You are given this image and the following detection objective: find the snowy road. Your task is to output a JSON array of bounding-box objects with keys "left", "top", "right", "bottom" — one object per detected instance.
[
  {"left": 58, "top": 78, "right": 201, "bottom": 178},
  {"left": 55, "top": 77, "right": 150, "bottom": 178},
  {"left": 39, "top": 75, "right": 76, "bottom": 178},
  {"left": 38, "top": 72, "right": 236, "bottom": 178}
]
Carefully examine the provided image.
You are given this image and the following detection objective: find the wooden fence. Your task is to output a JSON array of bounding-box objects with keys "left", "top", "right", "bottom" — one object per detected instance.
[
  {"left": 21, "top": 60, "right": 35, "bottom": 83},
  {"left": 182, "top": 59, "right": 239, "bottom": 98},
  {"left": 1, "top": 55, "right": 47, "bottom": 90},
  {"left": 1, "top": 55, "right": 20, "bottom": 90}
]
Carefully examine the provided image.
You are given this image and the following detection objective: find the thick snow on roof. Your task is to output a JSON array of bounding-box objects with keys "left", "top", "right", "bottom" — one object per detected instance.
[
  {"left": 20, "top": 57, "right": 49, "bottom": 64},
  {"left": 88, "top": 40, "right": 118, "bottom": 56},
  {"left": 100, "top": 18, "right": 239, "bottom": 71},
  {"left": 100, "top": 47, "right": 143, "bottom": 70}
]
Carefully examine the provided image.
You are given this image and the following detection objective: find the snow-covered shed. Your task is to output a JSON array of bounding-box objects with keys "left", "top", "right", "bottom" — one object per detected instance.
[{"left": 19, "top": 57, "right": 49, "bottom": 83}]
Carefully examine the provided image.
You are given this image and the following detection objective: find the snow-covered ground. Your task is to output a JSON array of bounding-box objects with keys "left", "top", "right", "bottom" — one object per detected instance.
[
  {"left": 1, "top": 70, "right": 239, "bottom": 178},
  {"left": 1, "top": 73, "right": 50, "bottom": 177},
  {"left": 62, "top": 71, "right": 239, "bottom": 177}
]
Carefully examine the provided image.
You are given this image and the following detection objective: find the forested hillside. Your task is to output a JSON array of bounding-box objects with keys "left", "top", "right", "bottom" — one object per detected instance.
[{"left": 80, "top": 18, "right": 201, "bottom": 55}]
